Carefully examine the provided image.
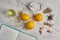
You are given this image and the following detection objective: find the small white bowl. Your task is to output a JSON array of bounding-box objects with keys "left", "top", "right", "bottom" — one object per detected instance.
[{"left": 29, "top": 2, "right": 42, "bottom": 11}]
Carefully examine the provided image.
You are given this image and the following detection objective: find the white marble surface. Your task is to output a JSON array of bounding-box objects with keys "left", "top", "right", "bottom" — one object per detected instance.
[{"left": 0, "top": 0, "right": 60, "bottom": 40}]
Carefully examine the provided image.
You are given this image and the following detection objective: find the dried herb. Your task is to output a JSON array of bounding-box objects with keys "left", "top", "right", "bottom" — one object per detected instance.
[
  {"left": 43, "top": 7, "right": 52, "bottom": 13},
  {"left": 39, "top": 30, "right": 42, "bottom": 34},
  {"left": 47, "top": 14, "right": 53, "bottom": 21},
  {"left": 18, "top": 10, "right": 23, "bottom": 15},
  {"left": 40, "top": 27, "right": 43, "bottom": 30},
  {"left": 44, "top": 22, "right": 53, "bottom": 27},
  {"left": 39, "top": 26, "right": 44, "bottom": 30},
  {"left": 47, "top": 30, "right": 52, "bottom": 33},
  {"left": 18, "top": 19, "right": 20, "bottom": 22},
  {"left": 16, "top": 16, "right": 20, "bottom": 23},
  {"left": 16, "top": 11, "right": 23, "bottom": 23}
]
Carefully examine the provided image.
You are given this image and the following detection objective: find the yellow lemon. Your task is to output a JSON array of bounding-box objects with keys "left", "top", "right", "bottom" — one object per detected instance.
[
  {"left": 25, "top": 21, "right": 34, "bottom": 30},
  {"left": 33, "top": 13, "right": 43, "bottom": 21},
  {"left": 20, "top": 14, "right": 30, "bottom": 21}
]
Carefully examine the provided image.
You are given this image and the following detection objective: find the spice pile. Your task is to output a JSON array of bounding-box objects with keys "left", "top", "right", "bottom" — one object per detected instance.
[{"left": 39, "top": 7, "right": 54, "bottom": 34}]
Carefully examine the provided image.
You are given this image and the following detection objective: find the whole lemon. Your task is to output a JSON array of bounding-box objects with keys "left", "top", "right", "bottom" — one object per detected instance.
[
  {"left": 25, "top": 21, "right": 34, "bottom": 30},
  {"left": 33, "top": 13, "right": 43, "bottom": 21},
  {"left": 20, "top": 14, "right": 30, "bottom": 21}
]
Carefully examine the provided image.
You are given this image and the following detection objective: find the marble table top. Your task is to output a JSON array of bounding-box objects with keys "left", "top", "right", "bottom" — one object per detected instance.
[{"left": 0, "top": 0, "right": 60, "bottom": 40}]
